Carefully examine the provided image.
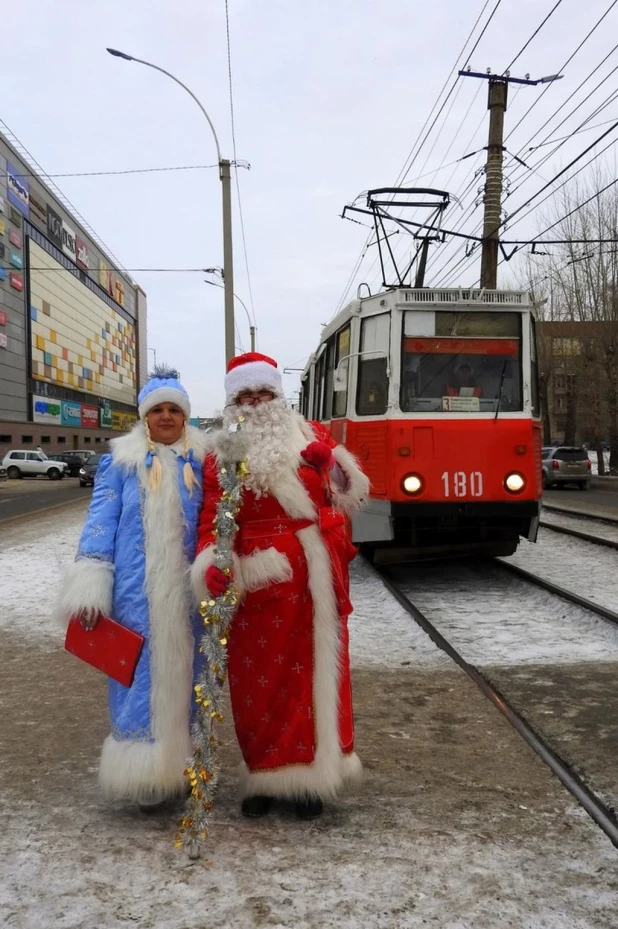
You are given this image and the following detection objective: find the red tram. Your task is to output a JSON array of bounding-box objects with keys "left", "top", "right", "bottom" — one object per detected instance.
[{"left": 300, "top": 287, "right": 542, "bottom": 560}]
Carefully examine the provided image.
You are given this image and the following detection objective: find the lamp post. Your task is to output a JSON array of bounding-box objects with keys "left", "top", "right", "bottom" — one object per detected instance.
[
  {"left": 107, "top": 48, "right": 235, "bottom": 364},
  {"left": 148, "top": 346, "right": 157, "bottom": 369},
  {"left": 204, "top": 273, "right": 256, "bottom": 351}
]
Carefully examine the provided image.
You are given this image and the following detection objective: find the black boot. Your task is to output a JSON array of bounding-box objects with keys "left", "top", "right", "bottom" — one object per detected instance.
[
  {"left": 295, "top": 797, "right": 323, "bottom": 820},
  {"left": 241, "top": 795, "right": 272, "bottom": 818}
]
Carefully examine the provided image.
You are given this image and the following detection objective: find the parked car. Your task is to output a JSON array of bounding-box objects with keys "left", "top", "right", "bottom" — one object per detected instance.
[
  {"left": 78, "top": 453, "right": 104, "bottom": 487},
  {"left": 541, "top": 446, "right": 592, "bottom": 490},
  {"left": 1, "top": 450, "right": 69, "bottom": 480},
  {"left": 73, "top": 450, "right": 97, "bottom": 460},
  {"left": 51, "top": 452, "right": 86, "bottom": 477},
  {"left": 0, "top": 464, "right": 7, "bottom": 482}
]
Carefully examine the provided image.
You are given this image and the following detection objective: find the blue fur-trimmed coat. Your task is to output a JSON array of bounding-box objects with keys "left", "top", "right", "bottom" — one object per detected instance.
[{"left": 56, "top": 423, "right": 210, "bottom": 803}]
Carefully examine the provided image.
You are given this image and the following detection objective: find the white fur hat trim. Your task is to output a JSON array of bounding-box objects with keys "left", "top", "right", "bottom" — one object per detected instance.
[{"left": 225, "top": 360, "right": 283, "bottom": 402}]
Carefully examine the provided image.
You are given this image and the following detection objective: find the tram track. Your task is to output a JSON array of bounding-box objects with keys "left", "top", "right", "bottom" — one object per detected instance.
[
  {"left": 538, "top": 520, "right": 618, "bottom": 551},
  {"left": 371, "top": 557, "right": 618, "bottom": 849}
]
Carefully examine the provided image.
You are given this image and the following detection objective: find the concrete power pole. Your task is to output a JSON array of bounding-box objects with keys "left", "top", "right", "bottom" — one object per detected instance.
[
  {"left": 480, "top": 79, "right": 508, "bottom": 290},
  {"left": 459, "top": 70, "right": 562, "bottom": 290}
]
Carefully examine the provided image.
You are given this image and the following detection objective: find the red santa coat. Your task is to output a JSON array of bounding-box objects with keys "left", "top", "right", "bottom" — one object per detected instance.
[{"left": 192, "top": 417, "right": 370, "bottom": 800}]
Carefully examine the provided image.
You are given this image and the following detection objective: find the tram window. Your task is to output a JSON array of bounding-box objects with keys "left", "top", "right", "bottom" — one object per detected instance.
[
  {"left": 357, "top": 314, "right": 389, "bottom": 416},
  {"left": 332, "top": 326, "right": 350, "bottom": 418},
  {"left": 401, "top": 310, "right": 522, "bottom": 413},
  {"left": 530, "top": 317, "right": 540, "bottom": 417},
  {"left": 312, "top": 350, "right": 325, "bottom": 420},
  {"left": 322, "top": 339, "right": 335, "bottom": 420}
]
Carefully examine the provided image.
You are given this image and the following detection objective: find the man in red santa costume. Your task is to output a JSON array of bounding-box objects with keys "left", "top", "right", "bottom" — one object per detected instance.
[{"left": 191, "top": 352, "right": 369, "bottom": 819}]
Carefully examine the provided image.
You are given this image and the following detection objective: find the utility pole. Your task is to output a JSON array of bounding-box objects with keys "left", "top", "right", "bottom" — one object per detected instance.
[
  {"left": 459, "top": 69, "right": 562, "bottom": 289},
  {"left": 220, "top": 158, "right": 236, "bottom": 364}
]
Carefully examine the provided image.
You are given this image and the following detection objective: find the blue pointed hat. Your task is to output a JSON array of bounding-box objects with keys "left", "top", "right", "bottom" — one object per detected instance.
[{"left": 138, "top": 365, "right": 190, "bottom": 420}]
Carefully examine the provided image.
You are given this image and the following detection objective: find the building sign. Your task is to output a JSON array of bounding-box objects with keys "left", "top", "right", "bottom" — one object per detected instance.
[
  {"left": 0, "top": 268, "right": 6, "bottom": 282},
  {"left": 29, "top": 192, "right": 47, "bottom": 226},
  {"left": 9, "top": 228, "right": 22, "bottom": 248},
  {"left": 0, "top": 219, "right": 5, "bottom": 236},
  {"left": 62, "top": 221, "right": 76, "bottom": 261},
  {"left": 33, "top": 395, "right": 62, "bottom": 425},
  {"left": 0, "top": 243, "right": 5, "bottom": 260},
  {"left": 75, "top": 235, "right": 90, "bottom": 271},
  {"left": 81, "top": 405, "right": 99, "bottom": 429},
  {"left": 10, "top": 272, "right": 23, "bottom": 291},
  {"left": 115, "top": 278, "right": 125, "bottom": 306},
  {"left": 9, "top": 206, "right": 22, "bottom": 227},
  {"left": 0, "top": 311, "right": 7, "bottom": 325},
  {"left": 100, "top": 399, "right": 112, "bottom": 428},
  {"left": 47, "top": 206, "right": 63, "bottom": 250},
  {"left": 10, "top": 251, "right": 23, "bottom": 269},
  {"left": 7, "top": 162, "right": 29, "bottom": 216},
  {"left": 61, "top": 400, "right": 82, "bottom": 427},
  {"left": 0, "top": 195, "right": 4, "bottom": 214},
  {"left": 0, "top": 333, "right": 7, "bottom": 348},
  {"left": 110, "top": 410, "right": 137, "bottom": 432}
]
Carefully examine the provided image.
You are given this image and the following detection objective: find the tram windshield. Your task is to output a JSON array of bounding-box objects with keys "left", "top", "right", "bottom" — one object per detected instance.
[{"left": 400, "top": 310, "right": 522, "bottom": 413}]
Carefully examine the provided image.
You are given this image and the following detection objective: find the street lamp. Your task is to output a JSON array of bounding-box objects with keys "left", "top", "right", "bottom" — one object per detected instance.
[
  {"left": 148, "top": 346, "right": 157, "bottom": 369},
  {"left": 107, "top": 47, "right": 235, "bottom": 364},
  {"left": 204, "top": 272, "right": 256, "bottom": 351}
]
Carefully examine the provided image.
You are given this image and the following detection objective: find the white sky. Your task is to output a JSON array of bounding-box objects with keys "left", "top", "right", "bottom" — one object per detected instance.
[{"left": 3, "top": 0, "right": 617, "bottom": 415}]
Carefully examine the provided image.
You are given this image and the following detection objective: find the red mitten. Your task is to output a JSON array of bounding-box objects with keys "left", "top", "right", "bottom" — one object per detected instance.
[
  {"left": 301, "top": 441, "right": 334, "bottom": 469},
  {"left": 205, "top": 565, "right": 231, "bottom": 597}
]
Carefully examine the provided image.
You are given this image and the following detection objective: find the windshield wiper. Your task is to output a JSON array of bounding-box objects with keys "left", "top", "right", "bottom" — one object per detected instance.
[{"left": 494, "top": 359, "right": 507, "bottom": 421}]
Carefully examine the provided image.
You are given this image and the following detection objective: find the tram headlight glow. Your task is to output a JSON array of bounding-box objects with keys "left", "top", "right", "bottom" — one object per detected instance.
[
  {"left": 504, "top": 472, "right": 525, "bottom": 494},
  {"left": 402, "top": 473, "right": 423, "bottom": 495}
]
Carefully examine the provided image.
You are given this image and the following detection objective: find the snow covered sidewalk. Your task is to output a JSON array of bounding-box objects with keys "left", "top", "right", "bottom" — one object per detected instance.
[{"left": 1, "top": 509, "right": 617, "bottom": 928}]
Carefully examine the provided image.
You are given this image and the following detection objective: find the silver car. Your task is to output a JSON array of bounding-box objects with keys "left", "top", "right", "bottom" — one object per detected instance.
[{"left": 542, "top": 446, "right": 591, "bottom": 490}]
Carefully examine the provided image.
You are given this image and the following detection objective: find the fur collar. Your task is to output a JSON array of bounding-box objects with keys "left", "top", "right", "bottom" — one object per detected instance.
[{"left": 111, "top": 422, "right": 212, "bottom": 471}]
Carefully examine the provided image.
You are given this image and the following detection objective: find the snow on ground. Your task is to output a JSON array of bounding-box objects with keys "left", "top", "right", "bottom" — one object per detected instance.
[
  {"left": 541, "top": 509, "right": 618, "bottom": 544},
  {"left": 508, "top": 529, "right": 618, "bottom": 615},
  {"left": 393, "top": 558, "right": 618, "bottom": 667},
  {"left": 349, "top": 558, "right": 450, "bottom": 670},
  {"left": 0, "top": 507, "right": 83, "bottom": 643}
]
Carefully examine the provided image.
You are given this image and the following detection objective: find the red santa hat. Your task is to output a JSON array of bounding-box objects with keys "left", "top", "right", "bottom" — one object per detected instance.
[{"left": 225, "top": 352, "right": 283, "bottom": 402}]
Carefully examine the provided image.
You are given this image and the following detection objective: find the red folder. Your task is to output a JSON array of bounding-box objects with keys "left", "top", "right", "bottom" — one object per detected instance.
[{"left": 65, "top": 615, "right": 145, "bottom": 687}]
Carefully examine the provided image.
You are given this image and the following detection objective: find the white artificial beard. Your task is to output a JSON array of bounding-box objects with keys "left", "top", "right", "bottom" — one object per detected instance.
[{"left": 222, "top": 397, "right": 303, "bottom": 496}]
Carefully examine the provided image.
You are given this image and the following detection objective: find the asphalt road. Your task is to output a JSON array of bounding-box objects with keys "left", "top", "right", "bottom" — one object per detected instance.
[
  {"left": 543, "top": 480, "right": 618, "bottom": 519},
  {"left": 0, "top": 478, "right": 92, "bottom": 523}
]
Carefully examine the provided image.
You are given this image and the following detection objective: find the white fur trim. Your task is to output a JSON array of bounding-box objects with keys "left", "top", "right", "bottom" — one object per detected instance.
[
  {"left": 240, "top": 521, "right": 360, "bottom": 800},
  {"left": 98, "top": 735, "right": 187, "bottom": 803},
  {"left": 190, "top": 544, "right": 243, "bottom": 603},
  {"left": 238, "top": 547, "right": 293, "bottom": 592},
  {"left": 99, "top": 442, "right": 195, "bottom": 801},
  {"left": 138, "top": 386, "right": 190, "bottom": 420},
  {"left": 53, "top": 558, "right": 114, "bottom": 629},
  {"left": 225, "top": 360, "right": 282, "bottom": 402},
  {"left": 111, "top": 422, "right": 211, "bottom": 470},
  {"left": 331, "top": 445, "right": 370, "bottom": 514}
]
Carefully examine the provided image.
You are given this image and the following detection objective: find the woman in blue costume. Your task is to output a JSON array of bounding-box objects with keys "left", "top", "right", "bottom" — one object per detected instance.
[{"left": 56, "top": 368, "right": 210, "bottom": 809}]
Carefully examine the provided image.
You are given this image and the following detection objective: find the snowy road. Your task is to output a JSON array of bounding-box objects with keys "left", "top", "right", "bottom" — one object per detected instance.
[{"left": 1, "top": 507, "right": 618, "bottom": 928}]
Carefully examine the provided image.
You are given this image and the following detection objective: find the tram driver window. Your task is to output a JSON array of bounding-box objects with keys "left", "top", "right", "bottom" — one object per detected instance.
[
  {"left": 356, "top": 314, "right": 390, "bottom": 416},
  {"left": 400, "top": 310, "right": 522, "bottom": 413}
]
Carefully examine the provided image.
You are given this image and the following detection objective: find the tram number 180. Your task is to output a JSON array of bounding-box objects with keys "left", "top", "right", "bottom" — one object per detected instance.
[{"left": 441, "top": 471, "right": 483, "bottom": 498}]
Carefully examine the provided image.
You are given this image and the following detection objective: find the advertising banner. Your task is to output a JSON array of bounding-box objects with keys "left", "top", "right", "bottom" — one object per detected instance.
[
  {"left": 7, "top": 162, "right": 29, "bottom": 216},
  {"left": 29, "top": 192, "right": 47, "bottom": 226},
  {"left": 9, "top": 228, "right": 21, "bottom": 248},
  {"left": 47, "top": 206, "right": 63, "bottom": 250},
  {"left": 61, "top": 400, "right": 82, "bottom": 427},
  {"left": 0, "top": 333, "right": 7, "bottom": 349},
  {"left": 75, "top": 235, "right": 90, "bottom": 271},
  {"left": 0, "top": 195, "right": 4, "bottom": 214},
  {"left": 100, "top": 399, "right": 112, "bottom": 428},
  {"left": 81, "top": 404, "right": 99, "bottom": 429},
  {"left": 62, "top": 221, "right": 77, "bottom": 262},
  {"left": 33, "top": 395, "right": 62, "bottom": 425},
  {"left": 10, "top": 251, "right": 23, "bottom": 269},
  {"left": 0, "top": 310, "right": 7, "bottom": 325},
  {"left": 10, "top": 272, "right": 23, "bottom": 291}
]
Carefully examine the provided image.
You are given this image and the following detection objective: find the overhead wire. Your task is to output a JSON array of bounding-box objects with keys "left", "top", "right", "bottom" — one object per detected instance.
[
  {"left": 224, "top": 0, "right": 257, "bottom": 328},
  {"left": 502, "top": 0, "right": 564, "bottom": 73},
  {"left": 333, "top": 0, "right": 503, "bottom": 313}
]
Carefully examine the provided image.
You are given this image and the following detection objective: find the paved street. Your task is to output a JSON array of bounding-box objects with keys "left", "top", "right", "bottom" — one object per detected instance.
[
  {"left": 544, "top": 480, "right": 618, "bottom": 520},
  {"left": 0, "top": 477, "right": 92, "bottom": 524}
]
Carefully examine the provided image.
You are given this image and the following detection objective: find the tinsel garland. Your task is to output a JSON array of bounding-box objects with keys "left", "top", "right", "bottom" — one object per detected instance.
[{"left": 177, "top": 421, "right": 248, "bottom": 859}]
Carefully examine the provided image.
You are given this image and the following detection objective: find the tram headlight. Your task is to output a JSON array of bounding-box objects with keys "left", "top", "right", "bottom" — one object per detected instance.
[
  {"left": 402, "top": 473, "right": 423, "bottom": 495},
  {"left": 504, "top": 472, "right": 525, "bottom": 494}
]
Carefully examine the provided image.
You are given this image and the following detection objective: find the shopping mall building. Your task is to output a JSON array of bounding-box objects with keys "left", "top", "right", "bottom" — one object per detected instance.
[{"left": 0, "top": 128, "right": 147, "bottom": 459}]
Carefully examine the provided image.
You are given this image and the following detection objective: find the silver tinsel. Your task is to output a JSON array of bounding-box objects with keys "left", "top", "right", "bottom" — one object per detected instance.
[{"left": 177, "top": 420, "right": 248, "bottom": 858}]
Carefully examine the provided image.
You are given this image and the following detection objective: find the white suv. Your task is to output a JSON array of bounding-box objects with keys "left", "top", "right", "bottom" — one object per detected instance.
[{"left": 2, "top": 450, "right": 69, "bottom": 480}]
